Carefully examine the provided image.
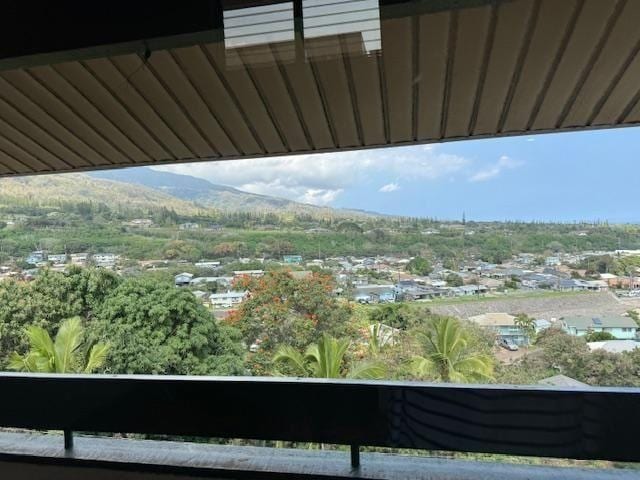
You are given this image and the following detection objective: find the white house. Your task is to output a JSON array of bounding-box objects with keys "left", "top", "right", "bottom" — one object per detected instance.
[
  {"left": 48, "top": 254, "right": 67, "bottom": 264},
  {"left": 70, "top": 253, "right": 89, "bottom": 265},
  {"left": 209, "top": 290, "right": 248, "bottom": 308},
  {"left": 92, "top": 253, "right": 118, "bottom": 268}
]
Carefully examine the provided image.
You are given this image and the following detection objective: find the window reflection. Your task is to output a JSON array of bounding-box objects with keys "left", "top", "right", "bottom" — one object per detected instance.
[
  {"left": 223, "top": 2, "right": 295, "bottom": 49},
  {"left": 303, "top": 0, "right": 381, "bottom": 58}
]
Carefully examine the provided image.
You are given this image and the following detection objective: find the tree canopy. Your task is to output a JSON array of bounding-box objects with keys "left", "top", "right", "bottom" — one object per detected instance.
[
  {"left": 89, "top": 278, "right": 244, "bottom": 375},
  {"left": 406, "top": 257, "right": 433, "bottom": 276}
]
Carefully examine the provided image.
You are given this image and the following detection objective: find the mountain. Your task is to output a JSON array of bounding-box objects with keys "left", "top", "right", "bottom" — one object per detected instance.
[
  {"left": 90, "top": 167, "right": 376, "bottom": 217},
  {"left": 0, "top": 167, "right": 378, "bottom": 219},
  {"left": 0, "top": 173, "right": 200, "bottom": 215}
]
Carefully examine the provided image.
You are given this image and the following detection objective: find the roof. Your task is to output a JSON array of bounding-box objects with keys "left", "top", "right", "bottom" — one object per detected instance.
[
  {"left": 562, "top": 315, "right": 638, "bottom": 330},
  {"left": 588, "top": 340, "right": 640, "bottom": 354},
  {"left": 1, "top": 1, "right": 640, "bottom": 175},
  {"left": 468, "top": 312, "right": 516, "bottom": 327},
  {"left": 538, "top": 375, "right": 589, "bottom": 388},
  {"left": 209, "top": 291, "right": 247, "bottom": 300}
]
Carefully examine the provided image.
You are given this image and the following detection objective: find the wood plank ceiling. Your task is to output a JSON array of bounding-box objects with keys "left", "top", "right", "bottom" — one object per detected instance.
[{"left": 0, "top": 0, "right": 639, "bottom": 176}]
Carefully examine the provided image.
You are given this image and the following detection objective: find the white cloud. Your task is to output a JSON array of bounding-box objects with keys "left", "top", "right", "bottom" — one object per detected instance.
[
  {"left": 154, "top": 145, "right": 470, "bottom": 205},
  {"left": 526, "top": 137, "right": 536, "bottom": 142},
  {"left": 379, "top": 182, "right": 400, "bottom": 193},
  {"left": 468, "top": 155, "right": 523, "bottom": 182}
]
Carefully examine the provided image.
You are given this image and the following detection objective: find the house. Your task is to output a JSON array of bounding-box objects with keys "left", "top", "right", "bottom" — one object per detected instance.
[
  {"left": 561, "top": 315, "right": 638, "bottom": 340},
  {"left": 354, "top": 285, "right": 396, "bottom": 303},
  {"left": 93, "top": 253, "right": 118, "bottom": 267},
  {"left": 283, "top": 255, "right": 302, "bottom": 264},
  {"left": 600, "top": 273, "right": 619, "bottom": 287},
  {"left": 128, "top": 218, "right": 154, "bottom": 228},
  {"left": 537, "top": 375, "right": 589, "bottom": 388},
  {"left": 26, "top": 251, "right": 45, "bottom": 265},
  {"left": 191, "top": 290, "right": 208, "bottom": 301},
  {"left": 179, "top": 222, "right": 200, "bottom": 230},
  {"left": 70, "top": 253, "right": 89, "bottom": 265},
  {"left": 450, "top": 285, "right": 487, "bottom": 296},
  {"left": 395, "top": 280, "right": 434, "bottom": 300},
  {"left": 233, "top": 270, "right": 264, "bottom": 278},
  {"left": 48, "top": 254, "right": 67, "bottom": 264},
  {"left": 468, "top": 313, "right": 529, "bottom": 346},
  {"left": 190, "top": 276, "right": 233, "bottom": 287},
  {"left": 174, "top": 272, "right": 194, "bottom": 287},
  {"left": 587, "top": 340, "right": 640, "bottom": 353},
  {"left": 194, "top": 261, "right": 221, "bottom": 269},
  {"left": 545, "top": 256, "right": 561, "bottom": 266},
  {"left": 534, "top": 319, "right": 552, "bottom": 333},
  {"left": 209, "top": 290, "right": 248, "bottom": 308}
]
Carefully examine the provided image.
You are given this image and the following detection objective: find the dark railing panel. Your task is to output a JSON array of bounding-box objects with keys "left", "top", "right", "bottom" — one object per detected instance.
[{"left": 0, "top": 373, "right": 638, "bottom": 462}]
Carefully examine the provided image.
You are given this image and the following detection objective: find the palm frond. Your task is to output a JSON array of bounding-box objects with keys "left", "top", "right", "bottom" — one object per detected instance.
[
  {"left": 274, "top": 345, "right": 309, "bottom": 377},
  {"left": 24, "top": 326, "right": 54, "bottom": 359},
  {"left": 348, "top": 360, "right": 386, "bottom": 379},
  {"left": 53, "top": 317, "right": 83, "bottom": 373},
  {"left": 84, "top": 343, "right": 110, "bottom": 373}
]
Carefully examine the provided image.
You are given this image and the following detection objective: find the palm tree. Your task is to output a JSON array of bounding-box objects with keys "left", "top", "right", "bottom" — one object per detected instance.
[
  {"left": 274, "top": 333, "right": 385, "bottom": 379},
  {"left": 9, "top": 317, "right": 109, "bottom": 373},
  {"left": 514, "top": 313, "right": 536, "bottom": 345},
  {"left": 410, "top": 317, "right": 493, "bottom": 383}
]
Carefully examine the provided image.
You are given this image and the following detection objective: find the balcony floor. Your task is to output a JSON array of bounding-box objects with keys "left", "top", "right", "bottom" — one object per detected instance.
[{"left": 0, "top": 432, "right": 636, "bottom": 480}]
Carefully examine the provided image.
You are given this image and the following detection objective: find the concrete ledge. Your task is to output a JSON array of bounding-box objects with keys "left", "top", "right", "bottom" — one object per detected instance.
[{"left": 0, "top": 432, "right": 637, "bottom": 480}]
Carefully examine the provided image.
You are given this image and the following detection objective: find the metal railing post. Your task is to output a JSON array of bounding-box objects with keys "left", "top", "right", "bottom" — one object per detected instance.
[
  {"left": 64, "top": 429, "right": 73, "bottom": 450},
  {"left": 350, "top": 444, "right": 360, "bottom": 469}
]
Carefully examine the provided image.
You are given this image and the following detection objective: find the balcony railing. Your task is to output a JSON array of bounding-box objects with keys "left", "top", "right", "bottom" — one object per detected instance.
[{"left": 0, "top": 372, "right": 639, "bottom": 468}]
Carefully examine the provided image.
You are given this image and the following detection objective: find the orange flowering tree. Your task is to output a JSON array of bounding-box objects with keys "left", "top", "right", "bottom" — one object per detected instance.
[{"left": 225, "top": 270, "right": 352, "bottom": 374}]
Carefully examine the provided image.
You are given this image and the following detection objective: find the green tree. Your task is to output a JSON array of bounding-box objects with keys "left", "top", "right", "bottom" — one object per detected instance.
[
  {"left": 369, "top": 303, "right": 418, "bottom": 330},
  {"left": 410, "top": 317, "right": 494, "bottom": 382},
  {"left": 273, "top": 333, "right": 385, "bottom": 379},
  {"left": 406, "top": 256, "right": 432, "bottom": 276},
  {"left": 584, "top": 330, "right": 616, "bottom": 342},
  {"left": 0, "top": 267, "right": 119, "bottom": 366},
  {"left": 9, "top": 317, "right": 109, "bottom": 373},
  {"left": 445, "top": 273, "right": 463, "bottom": 287},
  {"left": 90, "top": 278, "right": 244, "bottom": 375}
]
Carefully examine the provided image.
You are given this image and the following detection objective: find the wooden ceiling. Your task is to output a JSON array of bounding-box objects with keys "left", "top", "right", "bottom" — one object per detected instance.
[{"left": 0, "top": 0, "right": 639, "bottom": 176}]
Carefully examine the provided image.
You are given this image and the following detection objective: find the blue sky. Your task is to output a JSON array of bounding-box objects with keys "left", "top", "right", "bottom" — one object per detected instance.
[{"left": 157, "top": 127, "right": 640, "bottom": 222}]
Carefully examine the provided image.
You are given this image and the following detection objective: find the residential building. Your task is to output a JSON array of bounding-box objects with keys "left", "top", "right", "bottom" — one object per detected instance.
[
  {"left": 468, "top": 313, "right": 529, "bottom": 346},
  {"left": 93, "top": 253, "right": 118, "bottom": 267},
  {"left": 283, "top": 255, "right": 302, "bottom": 264},
  {"left": 194, "top": 261, "right": 221, "bottom": 269},
  {"left": 545, "top": 256, "right": 561, "bottom": 266},
  {"left": 174, "top": 272, "right": 194, "bottom": 287},
  {"left": 354, "top": 285, "right": 395, "bottom": 303},
  {"left": 233, "top": 270, "right": 264, "bottom": 278},
  {"left": 587, "top": 340, "right": 640, "bottom": 353},
  {"left": 26, "top": 251, "right": 45, "bottom": 265},
  {"left": 70, "top": 253, "right": 89, "bottom": 265},
  {"left": 534, "top": 319, "right": 552, "bottom": 333},
  {"left": 190, "top": 276, "right": 233, "bottom": 287},
  {"left": 179, "top": 222, "right": 200, "bottom": 230},
  {"left": 561, "top": 315, "right": 638, "bottom": 340},
  {"left": 128, "top": 218, "right": 154, "bottom": 228},
  {"left": 450, "top": 285, "right": 487, "bottom": 296},
  {"left": 209, "top": 290, "right": 248, "bottom": 308},
  {"left": 537, "top": 375, "right": 588, "bottom": 388},
  {"left": 47, "top": 254, "right": 67, "bottom": 264}
]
